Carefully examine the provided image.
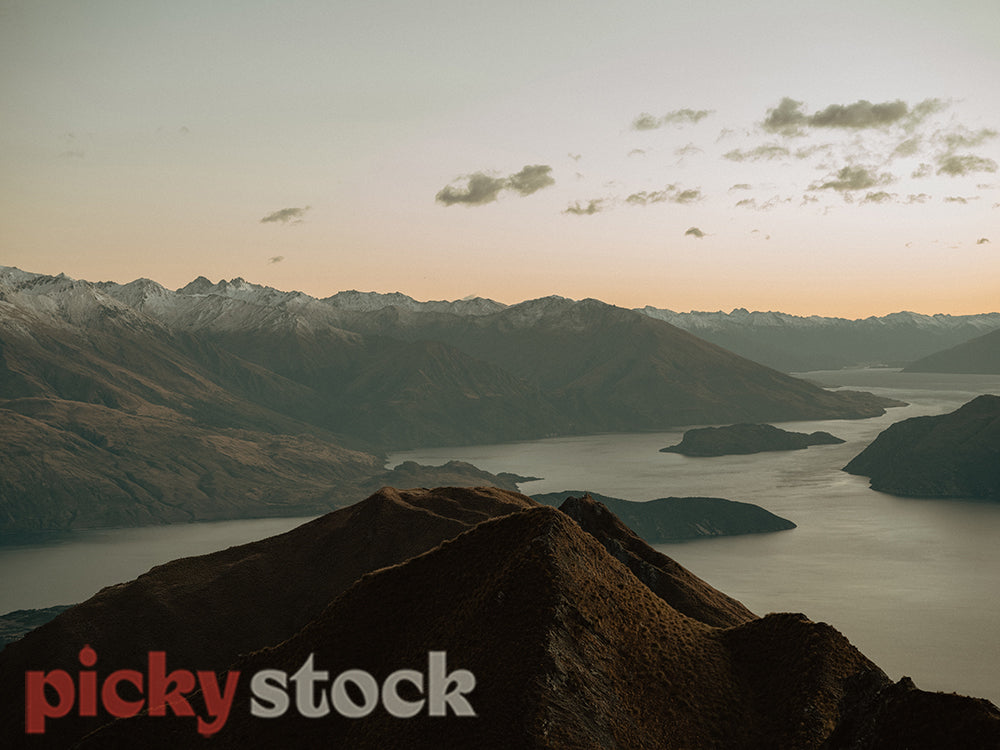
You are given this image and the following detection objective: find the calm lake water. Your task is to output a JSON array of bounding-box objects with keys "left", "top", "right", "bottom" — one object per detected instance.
[
  {"left": 2, "top": 369, "right": 998, "bottom": 705},
  {"left": 387, "top": 369, "right": 1000, "bottom": 706}
]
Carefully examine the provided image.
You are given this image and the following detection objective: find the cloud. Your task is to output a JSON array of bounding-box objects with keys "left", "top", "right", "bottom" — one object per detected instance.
[
  {"left": 437, "top": 165, "right": 555, "bottom": 206},
  {"left": 626, "top": 189, "right": 672, "bottom": 206},
  {"left": 723, "top": 144, "right": 791, "bottom": 162},
  {"left": 861, "top": 191, "right": 895, "bottom": 204},
  {"left": 568, "top": 153, "right": 582, "bottom": 161},
  {"left": 624, "top": 185, "right": 702, "bottom": 206},
  {"left": 675, "top": 143, "right": 703, "bottom": 157},
  {"left": 506, "top": 164, "right": 555, "bottom": 196},
  {"left": 627, "top": 148, "right": 647, "bottom": 157},
  {"left": 684, "top": 227, "right": 706, "bottom": 238},
  {"left": 911, "top": 163, "right": 933, "bottom": 178},
  {"left": 813, "top": 165, "right": 893, "bottom": 192},
  {"left": 763, "top": 97, "right": 945, "bottom": 136},
  {"left": 892, "top": 137, "right": 922, "bottom": 158},
  {"left": 563, "top": 199, "right": 605, "bottom": 216},
  {"left": 267, "top": 256, "right": 285, "bottom": 264},
  {"left": 762, "top": 98, "right": 807, "bottom": 135},
  {"left": 906, "top": 193, "right": 931, "bottom": 204},
  {"left": 936, "top": 154, "right": 999, "bottom": 176},
  {"left": 673, "top": 188, "right": 703, "bottom": 204},
  {"left": 809, "top": 99, "right": 908, "bottom": 129},
  {"left": 940, "top": 127, "right": 998, "bottom": 151},
  {"left": 944, "top": 196, "right": 974, "bottom": 204},
  {"left": 631, "top": 108, "right": 714, "bottom": 131},
  {"left": 260, "top": 206, "right": 310, "bottom": 224},
  {"left": 977, "top": 237, "right": 990, "bottom": 244},
  {"left": 729, "top": 183, "right": 753, "bottom": 191}
]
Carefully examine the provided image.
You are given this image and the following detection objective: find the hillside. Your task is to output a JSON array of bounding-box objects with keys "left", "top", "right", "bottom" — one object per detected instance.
[
  {"left": 904, "top": 328, "right": 1000, "bottom": 374},
  {"left": 4, "top": 491, "right": 981, "bottom": 749},
  {"left": 844, "top": 395, "right": 1000, "bottom": 499},
  {"left": 323, "top": 294, "right": 900, "bottom": 430}
]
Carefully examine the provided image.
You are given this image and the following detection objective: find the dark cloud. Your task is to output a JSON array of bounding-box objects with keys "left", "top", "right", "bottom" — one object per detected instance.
[
  {"left": 723, "top": 144, "right": 791, "bottom": 162},
  {"left": 861, "top": 191, "right": 895, "bottom": 205},
  {"left": 906, "top": 193, "right": 931, "bottom": 204},
  {"left": 624, "top": 185, "right": 702, "bottom": 206},
  {"left": 436, "top": 165, "right": 554, "bottom": 206},
  {"left": 260, "top": 206, "right": 310, "bottom": 224},
  {"left": 735, "top": 198, "right": 757, "bottom": 209},
  {"left": 944, "top": 196, "right": 973, "bottom": 204},
  {"left": 632, "top": 113, "right": 661, "bottom": 131},
  {"left": 762, "top": 98, "right": 807, "bottom": 135},
  {"left": 506, "top": 164, "right": 555, "bottom": 196},
  {"left": 626, "top": 189, "right": 672, "bottom": 206},
  {"left": 684, "top": 227, "right": 706, "bottom": 238},
  {"left": 563, "top": 199, "right": 605, "bottom": 216},
  {"left": 936, "top": 154, "right": 999, "bottom": 176},
  {"left": 673, "top": 188, "right": 703, "bottom": 204},
  {"left": 892, "top": 137, "right": 922, "bottom": 158},
  {"left": 267, "top": 256, "right": 285, "bottom": 264},
  {"left": 940, "top": 127, "right": 998, "bottom": 151},
  {"left": 977, "top": 237, "right": 990, "bottom": 244},
  {"left": 763, "top": 97, "right": 944, "bottom": 135},
  {"left": 729, "top": 183, "right": 753, "bottom": 191},
  {"left": 810, "top": 99, "right": 908, "bottom": 129},
  {"left": 631, "top": 108, "right": 714, "bottom": 131},
  {"left": 911, "top": 163, "right": 933, "bottom": 178},
  {"left": 813, "top": 165, "right": 893, "bottom": 192},
  {"left": 568, "top": 153, "right": 582, "bottom": 161}
]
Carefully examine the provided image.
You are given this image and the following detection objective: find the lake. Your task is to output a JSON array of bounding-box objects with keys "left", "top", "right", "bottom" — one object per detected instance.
[
  {"left": 386, "top": 369, "right": 1000, "bottom": 705},
  {"left": 2, "top": 369, "right": 998, "bottom": 705}
]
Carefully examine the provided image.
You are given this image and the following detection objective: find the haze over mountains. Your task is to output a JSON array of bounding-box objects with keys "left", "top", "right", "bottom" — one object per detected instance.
[
  {"left": 1, "top": 266, "right": 904, "bottom": 531},
  {"left": 639, "top": 306, "right": 1000, "bottom": 372}
]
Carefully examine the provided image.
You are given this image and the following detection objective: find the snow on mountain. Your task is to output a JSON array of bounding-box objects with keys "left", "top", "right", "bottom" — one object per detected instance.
[{"left": 323, "top": 289, "right": 506, "bottom": 316}]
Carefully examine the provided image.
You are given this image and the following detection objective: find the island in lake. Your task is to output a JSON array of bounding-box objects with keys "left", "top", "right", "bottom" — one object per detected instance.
[
  {"left": 661, "top": 422, "right": 845, "bottom": 457},
  {"left": 532, "top": 490, "right": 795, "bottom": 542}
]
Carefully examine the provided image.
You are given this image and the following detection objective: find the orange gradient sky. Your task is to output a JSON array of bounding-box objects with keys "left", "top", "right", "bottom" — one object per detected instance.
[{"left": 1, "top": 0, "right": 998, "bottom": 317}]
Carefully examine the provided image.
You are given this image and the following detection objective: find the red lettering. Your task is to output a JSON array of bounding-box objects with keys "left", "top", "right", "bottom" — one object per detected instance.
[
  {"left": 147, "top": 652, "right": 195, "bottom": 717},
  {"left": 197, "top": 670, "right": 240, "bottom": 736},
  {"left": 102, "top": 670, "right": 145, "bottom": 718},
  {"left": 24, "top": 670, "right": 74, "bottom": 734}
]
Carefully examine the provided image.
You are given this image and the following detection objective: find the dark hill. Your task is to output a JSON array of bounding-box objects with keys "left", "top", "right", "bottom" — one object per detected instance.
[
  {"left": 904, "top": 328, "right": 1000, "bottom": 374},
  {"left": 535, "top": 490, "right": 795, "bottom": 541},
  {"left": 844, "top": 395, "right": 1000, "bottom": 499},
  {"left": 660, "top": 422, "right": 845, "bottom": 456},
  {"left": 326, "top": 296, "right": 901, "bottom": 431},
  {"left": 557, "top": 494, "right": 756, "bottom": 626},
  {"left": 74, "top": 503, "right": 1000, "bottom": 749},
  {"left": 0, "top": 487, "right": 537, "bottom": 747}
]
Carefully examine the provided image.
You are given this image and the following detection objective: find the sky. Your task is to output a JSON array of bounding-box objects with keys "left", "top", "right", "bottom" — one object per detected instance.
[{"left": 1, "top": 0, "right": 998, "bottom": 317}]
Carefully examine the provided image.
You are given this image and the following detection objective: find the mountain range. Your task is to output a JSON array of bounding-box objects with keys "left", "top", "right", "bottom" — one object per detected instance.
[
  {"left": 638, "top": 306, "right": 1000, "bottom": 372},
  {"left": 1, "top": 266, "right": 904, "bottom": 531},
  {"left": 3, "top": 488, "right": 996, "bottom": 748}
]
